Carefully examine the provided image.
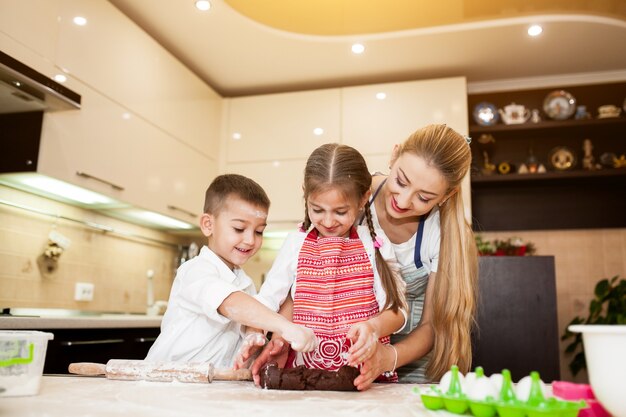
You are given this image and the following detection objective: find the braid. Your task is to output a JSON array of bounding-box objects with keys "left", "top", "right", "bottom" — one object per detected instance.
[
  {"left": 302, "top": 206, "right": 312, "bottom": 231},
  {"left": 363, "top": 204, "right": 405, "bottom": 313}
]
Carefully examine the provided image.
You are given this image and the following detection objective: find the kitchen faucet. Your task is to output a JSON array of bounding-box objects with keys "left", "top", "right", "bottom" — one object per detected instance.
[{"left": 146, "top": 269, "right": 168, "bottom": 316}]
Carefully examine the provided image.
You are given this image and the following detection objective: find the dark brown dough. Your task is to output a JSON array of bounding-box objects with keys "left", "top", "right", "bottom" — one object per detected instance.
[{"left": 259, "top": 362, "right": 359, "bottom": 391}]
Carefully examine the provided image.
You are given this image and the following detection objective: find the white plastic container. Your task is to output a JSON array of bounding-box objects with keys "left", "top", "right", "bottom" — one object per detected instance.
[
  {"left": 569, "top": 325, "right": 626, "bottom": 417},
  {"left": 0, "top": 331, "right": 54, "bottom": 397}
]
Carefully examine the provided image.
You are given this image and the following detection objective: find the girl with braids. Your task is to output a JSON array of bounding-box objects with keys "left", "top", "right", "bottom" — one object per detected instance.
[
  {"left": 246, "top": 143, "right": 407, "bottom": 385},
  {"left": 353, "top": 124, "right": 478, "bottom": 390}
]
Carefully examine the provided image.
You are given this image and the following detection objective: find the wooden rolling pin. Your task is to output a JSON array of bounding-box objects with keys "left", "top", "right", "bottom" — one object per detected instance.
[{"left": 68, "top": 359, "right": 252, "bottom": 383}]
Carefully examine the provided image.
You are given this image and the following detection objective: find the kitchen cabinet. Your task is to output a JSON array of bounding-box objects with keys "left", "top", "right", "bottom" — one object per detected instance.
[
  {"left": 36, "top": 76, "right": 215, "bottom": 222},
  {"left": 54, "top": 0, "right": 221, "bottom": 158},
  {"left": 468, "top": 82, "right": 626, "bottom": 231},
  {"left": 342, "top": 77, "right": 469, "bottom": 156},
  {"left": 472, "top": 256, "right": 560, "bottom": 382},
  {"left": 41, "top": 327, "right": 160, "bottom": 374},
  {"left": 0, "top": 0, "right": 59, "bottom": 64},
  {"left": 226, "top": 159, "right": 305, "bottom": 224},
  {"left": 225, "top": 88, "right": 341, "bottom": 163}
]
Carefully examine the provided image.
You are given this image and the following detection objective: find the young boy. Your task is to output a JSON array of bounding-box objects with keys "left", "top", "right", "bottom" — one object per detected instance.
[{"left": 146, "top": 174, "right": 316, "bottom": 367}]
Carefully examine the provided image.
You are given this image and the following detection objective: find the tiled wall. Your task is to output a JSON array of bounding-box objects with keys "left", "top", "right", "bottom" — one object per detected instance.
[
  {"left": 0, "top": 185, "right": 189, "bottom": 314},
  {"left": 477, "top": 228, "right": 626, "bottom": 382}
]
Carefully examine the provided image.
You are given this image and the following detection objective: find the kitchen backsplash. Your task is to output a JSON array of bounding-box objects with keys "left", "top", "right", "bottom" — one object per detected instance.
[{"left": 0, "top": 185, "right": 190, "bottom": 313}]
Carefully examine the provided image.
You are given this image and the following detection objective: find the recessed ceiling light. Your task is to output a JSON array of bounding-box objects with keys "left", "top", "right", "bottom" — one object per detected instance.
[
  {"left": 195, "top": 0, "right": 211, "bottom": 11},
  {"left": 121, "top": 112, "right": 131, "bottom": 120},
  {"left": 376, "top": 92, "right": 386, "bottom": 100},
  {"left": 313, "top": 127, "right": 324, "bottom": 136},
  {"left": 272, "top": 161, "right": 280, "bottom": 167},
  {"left": 351, "top": 43, "right": 365, "bottom": 54},
  {"left": 528, "top": 25, "right": 543, "bottom": 37},
  {"left": 73, "top": 16, "right": 87, "bottom": 26},
  {"left": 232, "top": 132, "right": 242, "bottom": 140},
  {"left": 53, "top": 74, "right": 67, "bottom": 83}
]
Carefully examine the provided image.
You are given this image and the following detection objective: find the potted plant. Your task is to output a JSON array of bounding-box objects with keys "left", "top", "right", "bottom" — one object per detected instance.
[{"left": 561, "top": 276, "right": 626, "bottom": 376}]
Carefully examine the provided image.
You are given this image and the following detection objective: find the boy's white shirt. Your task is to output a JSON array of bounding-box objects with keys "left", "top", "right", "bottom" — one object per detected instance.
[
  {"left": 145, "top": 246, "right": 255, "bottom": 367},
  {"left": 255, "top": 225, "right": 407, "bottom": 328}
]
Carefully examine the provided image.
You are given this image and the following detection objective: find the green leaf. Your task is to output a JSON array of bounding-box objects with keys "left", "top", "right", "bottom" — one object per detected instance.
[{"left": 595, "top": 279, "right": 610, "bottom": 299}]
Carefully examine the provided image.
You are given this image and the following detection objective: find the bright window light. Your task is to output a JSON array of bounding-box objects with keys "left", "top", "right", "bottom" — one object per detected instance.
[
  {"left": 53, "top": 74, "right": 67, "bottom": 83},
  {"left": 21, "top": 176, "right": 114, "bottom": 205},
  {"left": 528, "top": 25, "right": 543, "bottom": 37},
  {"left": 195, "top": 0, "right": 211, "bottom": 11},
  {"left": 73, "top": 16, "right": 87, "bottom": 26},
  {"left": 351, "top": 43, "right": 365, "bottom": 54},
  {"left": 376, "top": 92, "right": 386, "bottom": 100},
  {"left": 313, "top": 127, "right": 324, "bottom": 136}
]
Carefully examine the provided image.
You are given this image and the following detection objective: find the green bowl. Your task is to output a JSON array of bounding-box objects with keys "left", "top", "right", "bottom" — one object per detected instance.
[
  {"left": 496, "top": 403, "right": 527, "bottom": 417},
  {"left": 444, "top": 397, "right": 469, "bottom": 414},
  {"left": 469, "top": 400, "right": 497, "bottom": 417},
  {"left": 421, "top": 394, "right": 445, "bottom": 410}
]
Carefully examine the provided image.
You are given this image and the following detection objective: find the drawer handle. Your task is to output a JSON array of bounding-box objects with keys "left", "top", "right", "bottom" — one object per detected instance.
[
  {"left": 167, "top": 205, "right": 197, "bottom": 219},
  {"left": 134, "top": 337, "right": 157, "bottom": 343},
  {"left": 60, "top": 339, "right": 125, "bottom": 346},
  {"left": 76, "top": 171, "right": 125, "bottom": 191}
]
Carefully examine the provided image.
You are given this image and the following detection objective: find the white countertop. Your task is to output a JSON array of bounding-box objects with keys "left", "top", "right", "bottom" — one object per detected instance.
[
  {"left": 0, "top": 376, "right": 436, "bottom": 417},
  {"left": 0, "top": 315, "right": 162, "bottom": 329}
]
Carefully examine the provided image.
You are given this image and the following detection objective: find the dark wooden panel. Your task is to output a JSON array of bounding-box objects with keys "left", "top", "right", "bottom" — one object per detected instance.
[
  {"left": 472, "top": 256, "right": 560, "bottom": 382},
  {"left": 35, "top": 327, "right": 160, "bottom": 374},
  {"left": 0, "top": 111, "right": 42, "bottom": 173},
  {"left": 471, "top": 173, "right": 626, "bottom": 231}
]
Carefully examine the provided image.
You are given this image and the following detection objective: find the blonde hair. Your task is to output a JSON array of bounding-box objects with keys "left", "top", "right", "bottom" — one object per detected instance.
[
  {"left": 395, "top": 124, "right": 478, "bottom": 380},
  {"left": 302, "top": 143, "right": 405, "bottom": 313}
]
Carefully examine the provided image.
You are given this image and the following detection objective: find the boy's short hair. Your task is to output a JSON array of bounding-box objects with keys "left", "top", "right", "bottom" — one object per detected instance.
[{"left": 203, "top": 174, "right": 270, "bottom": 215}]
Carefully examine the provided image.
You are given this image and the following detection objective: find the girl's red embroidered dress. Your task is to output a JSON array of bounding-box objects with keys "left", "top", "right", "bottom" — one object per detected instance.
[{"left": 287, "top": 227, "right": 397, "bottom": 381}]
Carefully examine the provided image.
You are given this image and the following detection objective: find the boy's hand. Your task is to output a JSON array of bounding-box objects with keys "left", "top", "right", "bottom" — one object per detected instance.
[
  {"left": 251, "top": 337, "right": 290, "bottom": 386},
  {"left": 234, "top": 332, "right": 267, "bottom": 370},
  {"left": 346, "top": 321, "right": 379, "bottom": 366},
  {"left": 281, "top": 323, "right": 317, "bottom": 352}
]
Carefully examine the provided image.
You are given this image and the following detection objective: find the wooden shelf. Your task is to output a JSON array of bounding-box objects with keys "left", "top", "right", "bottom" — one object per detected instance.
[
  {"left": 470, "top": 116, "right": 626, "bottom": 135},
  {"left": 471, "top": 168, "right": 626, "bottom": 184},
  {"left": 468, "top": 82, "right": 626, "bottom": 231}
]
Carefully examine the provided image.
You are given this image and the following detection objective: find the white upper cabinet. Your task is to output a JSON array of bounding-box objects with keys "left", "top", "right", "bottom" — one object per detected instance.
[
  {"left": 225, "top": 159, "right": 305, "bottom": 224},
  {"left": 342, "top": 77, "right": 469, "bottom": 155},
  {"left": 39, "top": 76, "right": 215, "bottom": 223},
  {"left": 225, "top": 88, "right": 341, "bottom": 163},
  {"left": 0, "top": 0, "right": 60, "bottom": 63},
  {"left": 54, "top": 0, "right": 221, "bottom": 159}
]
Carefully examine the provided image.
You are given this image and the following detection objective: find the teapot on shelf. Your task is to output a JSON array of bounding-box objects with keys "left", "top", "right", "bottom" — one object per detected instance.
[{"left": 499, "top": 103, "right": 531, "bottom": 124}]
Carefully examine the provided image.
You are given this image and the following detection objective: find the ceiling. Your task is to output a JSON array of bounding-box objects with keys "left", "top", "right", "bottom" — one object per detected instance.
[{"left": 109, "top": 0, "right": 626, "bottom": 97}]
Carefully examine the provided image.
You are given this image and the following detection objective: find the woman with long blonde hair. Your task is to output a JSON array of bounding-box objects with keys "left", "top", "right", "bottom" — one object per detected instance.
[{"left": 353, "top": 124, "right": 478, "bottom": 389}]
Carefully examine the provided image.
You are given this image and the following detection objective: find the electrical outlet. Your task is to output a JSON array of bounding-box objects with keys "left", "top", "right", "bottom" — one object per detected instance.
[{"left": 74, "top": 282, "right": 94, "bottom": 301}]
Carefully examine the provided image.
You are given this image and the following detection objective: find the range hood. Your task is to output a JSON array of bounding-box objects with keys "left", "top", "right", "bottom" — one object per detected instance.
[{"left": 0, "top": 50, "right": 81, "bottom": 114}]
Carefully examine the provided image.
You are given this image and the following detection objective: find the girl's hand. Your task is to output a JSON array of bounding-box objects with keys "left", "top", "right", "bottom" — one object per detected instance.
[
  {"left": 280, "top": 323, "right": 317, "bottom": 352},
  {"left": 250, "top": 337, "right": 291, "bottom": 386},
  {"left": 346, "top": 321, "right": 379, "bottom": 366},
  {"left": 353, "top": 342, "right": 390, "bottom": 391},
  {"left": 233, "top": 332, "right": 267, "bottom": 370}
]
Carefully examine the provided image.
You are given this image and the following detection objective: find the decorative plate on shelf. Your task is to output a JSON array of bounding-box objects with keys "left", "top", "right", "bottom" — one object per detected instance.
[
  {"left": 543, "top": 90, "right": 577, "bottom": 120},
  {"left": 548, "top": 146, "right": 577, "bottom": 170},
  {"left": 473, "top": 102, "right": 499, "bottom": 126}
]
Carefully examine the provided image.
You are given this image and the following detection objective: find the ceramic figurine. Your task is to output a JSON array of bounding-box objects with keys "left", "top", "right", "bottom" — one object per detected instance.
[
  {"left": 531, "top": 109, "right": 541, "bottom": 123},
  {"left": 575, "top": 105, "right": 591, "bottom": 120},
  {"left": 582, "top": 139, "right": 601, "bottom": 170}
]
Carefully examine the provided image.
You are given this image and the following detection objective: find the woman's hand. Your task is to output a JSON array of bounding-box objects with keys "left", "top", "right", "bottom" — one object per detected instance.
[
  {"left": 353, "top": 342, "right": 393, "bottom": 391},
  {"left": 233, "top": 331, "right": 267, "bottom": 370},
  {"left": 250, "top": 337, "right": 291, "bottom": 386},
  {"left": 346, "top": 321, "right": 379, "bottom": 366}
]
